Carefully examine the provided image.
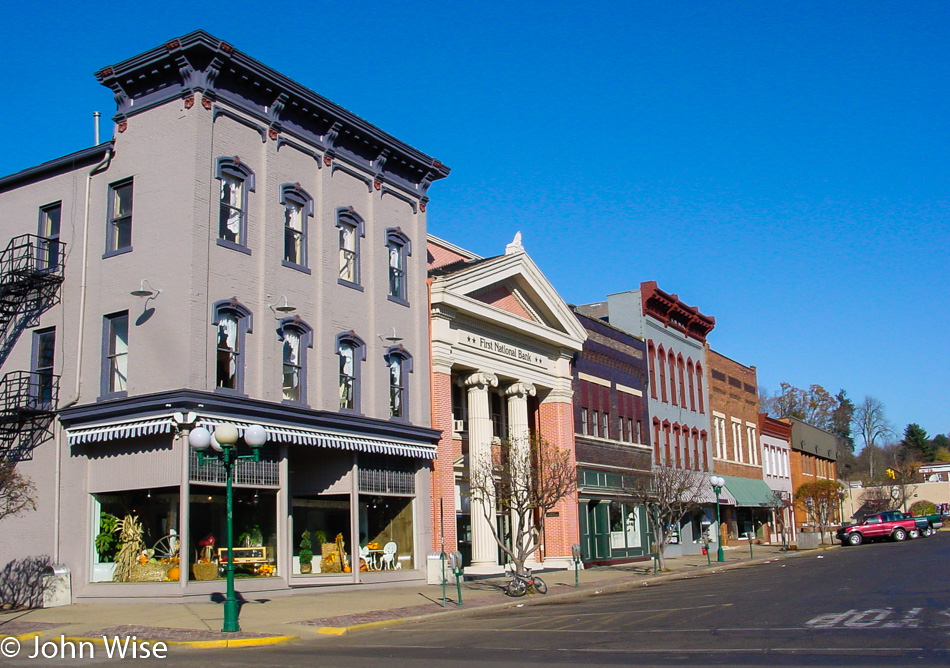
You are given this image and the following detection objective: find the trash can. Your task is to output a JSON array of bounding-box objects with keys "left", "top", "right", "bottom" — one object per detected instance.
[
  {"left": 426, "top": 552, "right": 447, "bottom": 585},
  {"left": 42, "top": 564, "right": 71, "bottom": 608}
]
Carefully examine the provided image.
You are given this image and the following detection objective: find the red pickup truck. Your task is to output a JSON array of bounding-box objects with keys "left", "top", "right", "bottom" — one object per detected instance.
[{"left": 836, "top": 510, "right": 919, "bottom": 546}]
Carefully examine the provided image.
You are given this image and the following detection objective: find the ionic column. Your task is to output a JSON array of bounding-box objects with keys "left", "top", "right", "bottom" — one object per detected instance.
[
  {"left": 463, "top": 372, "right": 498, "bottom": 567},
  {"left": 506, "top": 382, "right": 536, "bottom": 560}
]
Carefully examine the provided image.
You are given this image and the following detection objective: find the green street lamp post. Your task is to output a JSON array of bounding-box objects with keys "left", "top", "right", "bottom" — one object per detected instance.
[
  {"left": 710, "top": 475, "right": 726, "bottom": 563},
  {"left": 189, "top": 423, "right": 267, "bottom": 633}
]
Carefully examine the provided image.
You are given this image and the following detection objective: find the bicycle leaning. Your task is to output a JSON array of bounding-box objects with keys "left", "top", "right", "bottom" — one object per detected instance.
[{"left": 505, "top": 567, "right": 548, "bottom": 597}]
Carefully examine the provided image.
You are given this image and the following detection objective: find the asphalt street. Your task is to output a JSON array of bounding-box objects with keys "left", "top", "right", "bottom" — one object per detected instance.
[{"left": 6, "top": 533, "right": 949, "bottom": 667}]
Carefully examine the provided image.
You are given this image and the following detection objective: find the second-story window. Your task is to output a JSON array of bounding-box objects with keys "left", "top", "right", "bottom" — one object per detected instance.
[
  {"left": 106, "top": 179, "right": 133, "bottom": 255},
  {"left": 32, "top": 327, "right": 55, "bottom": 408},
  {"left": 385, "top": 346, "right": 412, "bottom": 420},
  {"left": 279, "top": 317, "right": 312, "bottom": 404},
  {"left": 38, "top": 202, "right": 62, "bottom": 270},
  {"left": 102, "top": 312, "right": 129, "bottom": 397},
  {"left": 216, "top": 157, "right": 255, "bottom": 251},
  {"left": 336, "top": 332, "right": 365, "bottom": 412},
  {"left": 281, "top": 184, "right": 312, "bottom": 270},
  {"left": 385, "top": 229, "right": 411, "bottom": 304},
  {"left": 213, "top": 299, "right": 253, "bottom": 393}
]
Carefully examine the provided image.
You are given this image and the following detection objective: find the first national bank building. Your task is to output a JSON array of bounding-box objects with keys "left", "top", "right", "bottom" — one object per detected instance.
[{"left": 0, "top": 31, "right": 450, "bottom": 600}]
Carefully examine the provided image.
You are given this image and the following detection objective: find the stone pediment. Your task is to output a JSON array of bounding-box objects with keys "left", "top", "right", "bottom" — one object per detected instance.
[{"left": 429, "top": 246, "right": 586, "bottom": 351}]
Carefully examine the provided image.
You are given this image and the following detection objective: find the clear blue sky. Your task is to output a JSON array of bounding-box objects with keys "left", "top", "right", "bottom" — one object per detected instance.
[{"left": 1, "top": 2, "right": 947, "bottom": 444}]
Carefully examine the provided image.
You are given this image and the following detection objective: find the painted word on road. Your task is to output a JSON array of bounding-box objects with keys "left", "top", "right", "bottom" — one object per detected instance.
[{"left": 806, "top": 608, "right": 938, "bottom": 629}]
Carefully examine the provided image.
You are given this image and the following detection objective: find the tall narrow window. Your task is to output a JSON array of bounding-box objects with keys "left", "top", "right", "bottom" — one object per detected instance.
[
  {"left": 601, "top": 411, "right": 609, "bottom": 439},
  {"left": 101, "top": 312, "right": 128, "bottom": 397},
  {"left": 579, "top": 409, "right": 588, "bottom": 435},
  {"left": 657, "top": 346, "right": 667, "bottom": 403},
  {"left": 279, "top": 317, "right": 312, "bottom": 404},
  {"left": 337, "top": 331, "right": 366, "bottom": 412},
  {"left": 216, "top": 158, "right": 255, "bottom": 250},
  {"left": 696, "top": 363, "right": 705, "bottom": 413},
  {"left": 281, "top": 184, "right": 312, "bottom": 270},
  {"left": 385, "top": 229, "right": 411, "bottom": 304},
  {"left": 337, "top": 209, "right": 364, "bottom": 288},
  {"left": 647, "top": 341, "right": 658, "bottom": 399},
  {"left": 668, "top": 351, "right": 677, "bottom": 406},
  {"left": 213, "top": 300, "right": 252, "bottom": 393},
  {"left": 385, "top": 346, "right": 412, "bottom": 419},
  {"left": 32, "top": 328, "right": 55, "bottom": 408},
  {"left": 38, "top": 202, "right": 62, "bottom": 271},
  {"left": 687, "top": 359, "right": 696, "bottom": 411},
  {"left": 591, "top": 410, "right": 600, "bottom": 437},
  {"left": 106, "top": 179, "right": 133, "bottom": 254}
]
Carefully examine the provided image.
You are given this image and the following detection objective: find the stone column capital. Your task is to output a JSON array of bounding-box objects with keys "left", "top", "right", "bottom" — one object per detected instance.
[
  {"left": 505, "top": 382, "right": 537, "bottom": 398},
  {"left": 460, "top": 372, "right": 498, "bottom": 390}
]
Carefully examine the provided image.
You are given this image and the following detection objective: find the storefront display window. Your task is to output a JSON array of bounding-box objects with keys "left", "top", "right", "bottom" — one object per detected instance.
[
  {"left": 93, "top": 487, "right": 180, "bottom": 583},
  {"left": 609, "top": 501, "right": 644, "bottom": 550},
  {"left": 359, "top": 495, "right": 414, "bottom": 571},
  {"left": 188, "top": 486, "right": 277, "bottom": 580},
  {"left": 291, "top": 495, "right": 351, "bottom": 575}
]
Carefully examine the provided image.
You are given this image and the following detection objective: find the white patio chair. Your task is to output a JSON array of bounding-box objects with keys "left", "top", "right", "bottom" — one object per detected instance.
[{"left": 380, "top": 542, "right": 397, "bottom": 570}]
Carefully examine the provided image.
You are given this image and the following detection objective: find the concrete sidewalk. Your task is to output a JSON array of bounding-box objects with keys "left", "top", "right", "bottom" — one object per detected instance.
[{"left": 0, "top": 543, "right": 817, "bottom": 649}]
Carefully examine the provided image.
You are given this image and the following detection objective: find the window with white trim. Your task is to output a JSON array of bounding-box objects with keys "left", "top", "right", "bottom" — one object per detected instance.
[
  {"left": 102, "top": 312, "right": 129, "bottom": 397},
  {"left": 385, "top": 229, "right": 411, "bottom": 304},
  {"left": 216, "top": 157, "right": 255, "bottom": 250},
  {"left": 279, "top": 317, "right": 312, "bottom": 404},
  {"left": 337, "top": 208, "right": 364, "bottom": 287},
  {"left": 337, "top": 331, "right": 366, "bottom": 412},
  {"left": 385, "top": 346, "right": 412, "bottom": 419},
  {"left": 106, "top": 179, "right": 133, "bottom": 254},
  {"left": 38, "top": 202, "right": 62, "bottom": 270},
  {"left": 281, "top": 184, "right": 312, "bottom": 269},
  {"left": 213, "top": 299, "right": 252, "bottom": 393}
]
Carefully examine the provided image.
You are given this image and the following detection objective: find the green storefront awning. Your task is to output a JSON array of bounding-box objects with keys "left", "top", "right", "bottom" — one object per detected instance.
[{"left": 720, "top": 475, "right": 775, "bottom": 507}]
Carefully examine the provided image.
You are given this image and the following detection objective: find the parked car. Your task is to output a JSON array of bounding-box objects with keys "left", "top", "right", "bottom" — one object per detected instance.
[
  {"left": 836, "top": 510, "right": 919, "bottom": 546},
  {"left": 903, "top": 512, "right": 943, "bottom": 537}
]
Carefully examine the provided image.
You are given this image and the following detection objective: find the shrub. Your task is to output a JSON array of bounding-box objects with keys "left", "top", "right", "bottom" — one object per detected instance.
[{"left": 908, "top": 500, "right": 937, "bottom": 516}]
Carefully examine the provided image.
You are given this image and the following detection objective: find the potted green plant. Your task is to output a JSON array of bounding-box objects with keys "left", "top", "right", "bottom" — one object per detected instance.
[
  {"left": 299, "top": 530, "right": 313, "bottom": 574},
  {"left": 93, "top": 512, "right": 119, "bottom": 581}
]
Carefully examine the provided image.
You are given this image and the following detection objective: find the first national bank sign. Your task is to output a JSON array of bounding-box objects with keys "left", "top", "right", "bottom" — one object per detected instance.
[{"left": 458, "top": 332, "right": 547, "bottom": 368}]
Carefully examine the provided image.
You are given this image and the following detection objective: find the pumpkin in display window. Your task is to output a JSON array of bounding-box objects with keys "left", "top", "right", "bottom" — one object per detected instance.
[{"left": 167, "top": 566, "right": 180, "bottom": 581}]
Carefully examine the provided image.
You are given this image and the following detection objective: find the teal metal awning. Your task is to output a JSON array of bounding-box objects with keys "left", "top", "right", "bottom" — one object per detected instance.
[{"left": 720, "top": 475, "right": 775, "bottom": 507}]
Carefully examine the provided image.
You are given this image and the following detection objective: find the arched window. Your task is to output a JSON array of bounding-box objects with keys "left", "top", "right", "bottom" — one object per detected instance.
[
  {"left": 215, "top": 157, "right": 255, "bottom": 250},
  {"left": 385, "top": 228, "right": 411, "bottom": 305},
  {"left": 673, "top": 424, "right": 683, "bottom": 469},
  {"left": 281, "top": 184, "right": 313, "bottom": 270},
  {"left": 337, "top": 208, "right": 365, "bottom": 288},
  {"left": 337, "top": 331, "right": 366, "bottom": 412},
  {"left": 653, "top": 418, "right": 661, "bottom": 465},
  {"left": 687, "top": 359, "right": 696, "bottom": 411},
  {"left": 677, "top": 355, "right": 687, "bottom": 407},
  {"left": 212, "top": 299, "right": 253, "bottom": 393},
  {"left": 657, "top": 345, "right": 667, "bottom": 403},
  {"left": 700, "top": 431, "right": 709, "bottom": 471},
  {"left": 696, "top": 363, "right": 705, "bottom": 413},
  {"left": 647, "top": 341, "right": 657, "bottom": 399},
  {"left": 278, "top": 316, "right": 313, "bottom": 404},
  {"left": 668, "top": 350, "right": 677, "bottom": 406},
  {"left": 385, "top": 345, "right": 413, "bottom": 419}
]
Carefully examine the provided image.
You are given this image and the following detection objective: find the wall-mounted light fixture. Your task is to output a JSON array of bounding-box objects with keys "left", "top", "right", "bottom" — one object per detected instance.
[
  {"left": 268, "top": 296, "right": 297, "bottom": 315},
  {"left": 378, "top": 327, "right": 403, "bottom": 344},
  {"left": 131, "top": 279, "right": 162, "bottom": 299}
]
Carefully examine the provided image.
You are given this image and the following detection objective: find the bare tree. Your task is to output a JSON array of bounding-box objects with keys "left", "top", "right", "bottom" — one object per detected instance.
[
  {"left": 468, "top": 436, "right": 576, "bottom": 577},
  {"left": 762, "top": 490, "right": 794, "bottom": 549},
  {"left": 627, "top": 466, "right": 707, "bottom": 571},
  {"left": 853, "top": 396, "right": 892, "bottom": 480},
  {"left": 0, "top": 463, "right": 36, "bottom": 523},
  {"left": 794, "top": 479, "right": 844, "bottom": 543}
]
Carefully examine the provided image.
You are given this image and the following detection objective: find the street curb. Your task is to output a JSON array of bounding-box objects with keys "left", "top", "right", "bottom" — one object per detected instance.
[
  {"left": 60, "top": 633, "right": 300, "bottom": 650},
  {"left": 0, "top": 631, "right": 41, "bottom": 642},
  {"left": 307, "top": 550, "right": 809, "bottom": 636}
]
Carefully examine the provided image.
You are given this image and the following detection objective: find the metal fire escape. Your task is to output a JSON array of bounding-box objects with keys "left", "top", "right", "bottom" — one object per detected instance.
[{"left": 0, "top": 234, "right": 64, "bottom": 462}]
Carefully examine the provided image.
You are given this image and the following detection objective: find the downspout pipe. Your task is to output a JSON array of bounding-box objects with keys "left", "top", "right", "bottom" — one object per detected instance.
[{"left": 54, "top": 145, "right": 112, "bottom": 564}]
